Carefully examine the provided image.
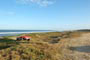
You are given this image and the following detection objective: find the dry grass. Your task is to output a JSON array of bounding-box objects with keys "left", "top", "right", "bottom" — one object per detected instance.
[{"left": 0, "top": 31, "right": 89, "bottom": 60}]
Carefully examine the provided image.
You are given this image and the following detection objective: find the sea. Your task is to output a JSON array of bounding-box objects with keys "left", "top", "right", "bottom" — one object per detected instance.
[{"left": 0, "top": 30, "right": 54, "bottom": 36}]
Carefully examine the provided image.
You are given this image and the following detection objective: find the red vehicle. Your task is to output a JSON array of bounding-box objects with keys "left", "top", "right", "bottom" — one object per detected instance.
[{"left": 16, "top": 36, "right": 31, "bottom": 41}]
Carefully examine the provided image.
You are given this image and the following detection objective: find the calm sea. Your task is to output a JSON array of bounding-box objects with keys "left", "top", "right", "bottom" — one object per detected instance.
[{"left": 0, "top": 30, "right": 53, "bottom": 36}]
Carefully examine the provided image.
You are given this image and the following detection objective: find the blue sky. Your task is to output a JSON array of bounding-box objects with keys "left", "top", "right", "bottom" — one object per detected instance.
[{"left": 0, "top": 0, "right": 89, "bottom": 30}]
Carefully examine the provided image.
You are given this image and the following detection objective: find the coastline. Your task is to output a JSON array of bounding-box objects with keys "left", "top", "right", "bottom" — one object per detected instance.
[{"left": 0, "top": 30, "right": 54, "bottom": 37}]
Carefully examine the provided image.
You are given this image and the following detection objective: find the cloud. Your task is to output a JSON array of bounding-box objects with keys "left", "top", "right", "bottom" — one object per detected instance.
[{"left": 16, "top": 0, "right": 55, "bottom": 6}]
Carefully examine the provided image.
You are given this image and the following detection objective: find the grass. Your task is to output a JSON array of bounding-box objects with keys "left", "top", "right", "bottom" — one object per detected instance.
[{"left": 0, "top": 31, "right": 89, "bottom": 60}]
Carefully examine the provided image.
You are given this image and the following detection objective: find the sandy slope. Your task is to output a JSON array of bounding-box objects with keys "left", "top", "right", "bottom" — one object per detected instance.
[{"left": 59, "top": 33, "right": 90, "bottom": 60}]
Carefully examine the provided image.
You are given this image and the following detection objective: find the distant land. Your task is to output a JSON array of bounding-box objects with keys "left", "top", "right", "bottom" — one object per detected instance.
[{"left": 76, "top": 29, "right": 90, "bottom": 32}]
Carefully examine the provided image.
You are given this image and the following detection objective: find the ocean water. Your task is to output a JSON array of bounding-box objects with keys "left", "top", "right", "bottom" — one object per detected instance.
[{"left": 0, "top": 30, "right": 53, "bottom": 36}]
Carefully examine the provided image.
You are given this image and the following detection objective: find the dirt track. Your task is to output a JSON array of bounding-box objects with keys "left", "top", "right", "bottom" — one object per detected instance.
[{"left": 59, "top": 33, "right": 90, "bottom": 60}]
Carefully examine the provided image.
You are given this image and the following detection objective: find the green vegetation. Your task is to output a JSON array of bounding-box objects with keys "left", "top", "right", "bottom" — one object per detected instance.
[{"left": 0, "top": 31, "right": 89, "bottom": 60}]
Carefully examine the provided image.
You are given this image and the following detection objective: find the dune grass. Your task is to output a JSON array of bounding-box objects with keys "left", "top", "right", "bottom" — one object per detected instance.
[{"left": 0, "top": 31, "right": 88, "bottom": 60}]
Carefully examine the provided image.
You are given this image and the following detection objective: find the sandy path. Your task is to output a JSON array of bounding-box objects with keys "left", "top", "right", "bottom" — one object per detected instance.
[{"left": 59, "top": 33, "right": 90, "bottom": 60}]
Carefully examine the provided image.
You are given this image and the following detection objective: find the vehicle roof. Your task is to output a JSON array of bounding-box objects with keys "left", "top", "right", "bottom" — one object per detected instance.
[{"left": 18, "top": 36, "right": 31, "bottom": 38}]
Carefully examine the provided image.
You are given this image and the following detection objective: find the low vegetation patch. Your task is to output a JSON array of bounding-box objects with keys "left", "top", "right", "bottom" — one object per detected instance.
[{"left": 0, "top": 31, "right": 89, "bottom": 60}]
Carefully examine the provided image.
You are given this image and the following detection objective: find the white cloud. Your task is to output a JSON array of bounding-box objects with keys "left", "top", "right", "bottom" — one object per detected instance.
[{"left": 16, "top": 0, "right": 55, "bottom": 6}]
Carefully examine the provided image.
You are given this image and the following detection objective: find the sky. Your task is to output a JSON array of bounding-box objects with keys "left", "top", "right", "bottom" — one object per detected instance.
[{"left": 0, "top": 0, "right": 90, "bottom": 30}]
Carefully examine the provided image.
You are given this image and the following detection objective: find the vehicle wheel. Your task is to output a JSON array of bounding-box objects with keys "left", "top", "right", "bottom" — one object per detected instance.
[
  {"left": 27, "top": 39, "right": 30, "bottom": 41},
  {"left": 16, "top": 38, "right": 20, "bottom": 41}
]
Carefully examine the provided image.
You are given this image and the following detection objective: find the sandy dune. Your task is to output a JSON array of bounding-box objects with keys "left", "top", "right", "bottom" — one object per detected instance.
[{"left": 60, "top": 33, "right": 90, "bottom": 60}]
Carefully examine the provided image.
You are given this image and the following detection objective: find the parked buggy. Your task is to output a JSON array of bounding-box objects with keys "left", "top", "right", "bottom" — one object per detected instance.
[{"left": 16, "top": 36, "right": 31, "bottom": 41}]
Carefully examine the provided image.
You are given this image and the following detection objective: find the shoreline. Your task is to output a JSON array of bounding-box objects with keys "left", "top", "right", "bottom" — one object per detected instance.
[{"left": 0, "top": 31, "right": 55, "bottom": 37}]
